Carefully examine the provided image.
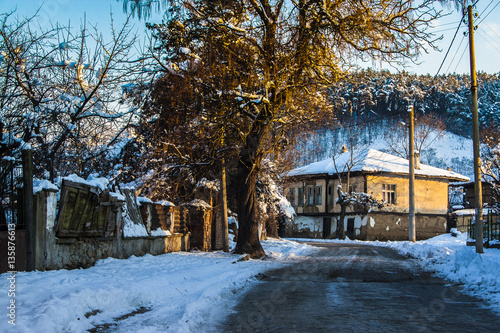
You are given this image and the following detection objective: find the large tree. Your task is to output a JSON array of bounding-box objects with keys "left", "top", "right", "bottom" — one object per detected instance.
[
  {"left": 125, "top": 0, "right": 443, "bottom": 258},
  {"left": 0, "top": 10, "right": 144, "bottom": 180}
]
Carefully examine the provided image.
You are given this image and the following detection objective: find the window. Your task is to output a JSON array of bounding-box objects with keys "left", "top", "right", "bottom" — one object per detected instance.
[
  {"left": 298, "top": 187, "right": 304, "bottom": 206},
  {"left": 307, "top": 186, "right": 315, "bottom": 205},
  {"left": 316, "top": 185, "right": 322, "bottom": 205},
  {"left": 382, "top": 184, "right": 396, "bottom": 204},
  {"left": 288, "top": 188, "right": 295, "bottom": 206},
  {"left": 327, "top": 186, "right": 333, "bottom": 205},
  {"left": 348, "top": 184, "right": 357, "bottom": 194}
]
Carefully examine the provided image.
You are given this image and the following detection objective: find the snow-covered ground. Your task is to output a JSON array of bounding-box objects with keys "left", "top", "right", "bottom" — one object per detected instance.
[
  {"left": 0, "top": 238, "right": 315, "bottom": 333},
  {"left": 292, "top": 232, "right": 500, "bottom": 315},
  {"left": 2, "top": 233, "right": 499, "bottom": 332}
]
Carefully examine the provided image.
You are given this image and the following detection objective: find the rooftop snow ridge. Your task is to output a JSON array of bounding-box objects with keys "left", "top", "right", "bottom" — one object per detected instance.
[{"left": 287, "top": 148, "right": 470, "bottom": 182}]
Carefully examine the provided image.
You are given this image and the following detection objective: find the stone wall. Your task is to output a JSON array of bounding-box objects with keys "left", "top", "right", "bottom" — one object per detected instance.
[
  {"left": 34, "top": 189, "right": 190, "bottom": 271},
  {"left": 364, "top": 212, "right": 447, "bottom": 241},
  {"left": 285, "top": 212, "right": 447, "bottom": 241}
]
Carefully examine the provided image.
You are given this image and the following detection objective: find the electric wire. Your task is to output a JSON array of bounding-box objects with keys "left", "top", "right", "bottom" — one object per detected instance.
[
  {"left": 483, "top": 21, "right": 500, "bottom": 40},
  {"left": 453, "top": 43, "right": 469, "bottom": 73},
  {"left": 478, "top": 0, "right": 496, "bottom": 18},
  {"left": 446, "top": 35, "right": 466, "bottom": 73},
  {"left": 434, "top": 16, "right": 466, "bottom": 78},
  {"left": 433, "top": 26, "right": 462, "bottom": 34},
  {"left": 477, "top": 29, "right": 500, "bottom": 54},
  {"left": 477, "top": 0, "right": 500, "bottom": 25},
  {"left": 434, "top": 20, "right": 462, "bottom": 27}
]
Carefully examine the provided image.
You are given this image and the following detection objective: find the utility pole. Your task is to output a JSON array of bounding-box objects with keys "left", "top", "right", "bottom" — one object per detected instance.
[
  {"left": 408, "top": 104, "right": 416, "bottom": 242},
  {"left": 220, "top": 133, "right": 230, "bottom": 252},
  {"left": 468, "top": 5, "right": 483, "bottom": 254}
]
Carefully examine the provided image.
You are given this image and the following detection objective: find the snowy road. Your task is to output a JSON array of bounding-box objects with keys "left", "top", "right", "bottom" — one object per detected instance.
[{"left": 220, "top": 242, "right": 500, "bottom": 332}]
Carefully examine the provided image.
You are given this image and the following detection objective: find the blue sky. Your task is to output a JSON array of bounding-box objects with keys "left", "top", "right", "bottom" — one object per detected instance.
[{"left": 3, "top": 0, "right": 500, "bottom": 76}]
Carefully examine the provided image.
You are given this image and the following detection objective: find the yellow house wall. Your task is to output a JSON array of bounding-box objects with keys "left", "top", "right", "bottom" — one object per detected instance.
[
  {"left": 285, "top": 173, "right": 450, "bottom": 215},
  {"left": 366, "top": 174, "right": 449, "bottom": 214}
]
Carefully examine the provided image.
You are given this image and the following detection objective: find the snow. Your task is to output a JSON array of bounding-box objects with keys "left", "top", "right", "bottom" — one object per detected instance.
[
  {"left": 288, "top": 149, "right": 470, "bottom": 182},
  {"left": 187, "top": 199, "right": 211, "bottom": 209},
  {"left": 109, "top": 191, "right": 126, "bottom": 201},
  {"left": 150, "top": 228, "right": 172, "bottom": 236},
  {"left": 375, "top": 233, "right": 500, "bottom": 314},
  {"left": 122, "top": 203, "right": 148, "bottom": 238},
  {"left": 136, "top": 196, "right": 153, "bottom": 206},
  {"left": 33, "top": 179, "right": 58, "bottom": 194},
  {"left": 156, "top": 200, "right": 175, "bottom": 206},
  {"left": 179, "top": 47, "right": 191, "bottom": 54},
  {"left": 289, "top": 233, "right": 500, "bottom": 315},
  {"left": 0, "top": 238, "right": 315, "bottom": 333},
  {"left": 58, "top": 42, "right": 68, "bottom": 51},
  {"left": 62, "top": 174, "right": 110, "bottom": 192}
]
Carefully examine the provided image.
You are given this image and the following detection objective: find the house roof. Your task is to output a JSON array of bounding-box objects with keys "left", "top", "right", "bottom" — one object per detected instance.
[{"left": 287, "top": 149, "right": 470, "bottom": 182}]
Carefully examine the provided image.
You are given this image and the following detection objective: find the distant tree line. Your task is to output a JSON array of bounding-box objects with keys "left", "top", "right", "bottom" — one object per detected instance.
[{"left": 329, "top": 68, "right": 500, "bottom": 136}]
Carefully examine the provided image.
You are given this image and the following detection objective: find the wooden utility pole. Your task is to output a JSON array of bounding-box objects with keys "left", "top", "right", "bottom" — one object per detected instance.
[
  {"left": 468, "top": 5, "right": 483, "bottom": 254},
  {"left": 220, "top": 135, "right": 230, "bottom": 252},
  {"left": 408, "top": 104, "right": 416, "bottom": 242}
]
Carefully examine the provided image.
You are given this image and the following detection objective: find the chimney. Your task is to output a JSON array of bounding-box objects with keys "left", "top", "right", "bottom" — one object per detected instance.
[
  {"left": 341, "top": 145, "right": 348, "bottom": 153},
  {"left": 414, "top": 151, "right": 420, "bottom": 170}
]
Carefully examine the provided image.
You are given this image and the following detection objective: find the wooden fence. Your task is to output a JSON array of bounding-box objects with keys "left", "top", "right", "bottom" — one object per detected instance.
[{"left": 468, "top": 211, "right": 500, "bottom": 248}]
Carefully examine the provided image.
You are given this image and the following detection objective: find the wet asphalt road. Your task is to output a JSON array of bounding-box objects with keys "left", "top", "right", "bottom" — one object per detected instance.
[{"left": 220, "top": 242, "right": 500, "bottom": 333}]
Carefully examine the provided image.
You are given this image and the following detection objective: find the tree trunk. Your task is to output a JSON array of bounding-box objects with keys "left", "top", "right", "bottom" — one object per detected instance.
[
  {"left": 231, "top": 103, "right": 273, "bottom": 258},
  {"left": 233, "top": 159, "right": 265, "bottom": 258},
  {"left": 337, "top": 187, "right": 346, "bottom": 240},
  {"left": 337, "top": 204, "right": 346, "bottom": 240}
]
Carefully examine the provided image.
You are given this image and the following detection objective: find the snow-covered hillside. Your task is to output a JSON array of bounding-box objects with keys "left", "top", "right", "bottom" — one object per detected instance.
[{"left": 295, "top": 125, "right": 474, "bottom": 179}]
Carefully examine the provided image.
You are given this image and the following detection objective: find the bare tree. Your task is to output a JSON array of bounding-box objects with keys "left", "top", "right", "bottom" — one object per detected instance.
[
  {"left": 386, "top": 112, "right": 446, "bottom": 161},
  {"left": 332, "top": 125, "right": 383, "bottom": 239},
  {"left": 0, "top": 10, "right": 145, "bottom": 180}
]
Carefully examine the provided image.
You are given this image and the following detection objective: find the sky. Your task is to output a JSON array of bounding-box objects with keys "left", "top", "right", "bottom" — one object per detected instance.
[{"left": 2, "top": 0, "right": 500, "bottom": 76}]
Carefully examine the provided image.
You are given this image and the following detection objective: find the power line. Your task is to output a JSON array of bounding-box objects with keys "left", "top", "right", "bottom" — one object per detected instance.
[
  {"left": 434, "top": 13, "right": 466, "bottom": 78},
  {"left": 433, "top": 26, "right": 462, "bottom": 34},
  {"left": 477, "top": 0, "right": 500, "bottom": 25},
  {"left": 483, "top": 21, "right": 500, "bottom": 40},
  {"left": 478, "top": 0, "right": 496, "bottom": 18},
  {"left": 446, "top": 35, "right": 466, "bottom": 73},
  {"left": 433, "top": 20, "right": 462, "bottom": 27},
  {"left": 478, "top": 27, "right": 500, "bottom": 49},
  {"left": 453, "top": 43, "right": 469, "bottom": 73},
  {"left": 477, "top": 29, "right": 500, "bottom": 54}
]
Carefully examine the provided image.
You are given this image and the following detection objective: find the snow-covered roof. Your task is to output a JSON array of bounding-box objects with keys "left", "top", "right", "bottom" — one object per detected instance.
[{"left": 287, "top": 149, "right": 470, "bottom": 182}]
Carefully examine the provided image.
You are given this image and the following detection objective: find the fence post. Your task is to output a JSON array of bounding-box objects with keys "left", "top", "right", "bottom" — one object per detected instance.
[{"left": 22, "top": 148, "right": 35, "bottom": 271}]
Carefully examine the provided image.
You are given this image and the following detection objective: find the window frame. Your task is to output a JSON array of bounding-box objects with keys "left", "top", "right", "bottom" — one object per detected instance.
[
  {"left": 298, "top": 187, "right": 304, "bottom": 206},
  {"left": 307, "top": 185, "right": 315, "bottom": 206},
  {"left": 316, "top": 185, "right": 322, "bottom": 205},
  {"left": 382, "top": 184, "right": 396, "bottom": 204}
]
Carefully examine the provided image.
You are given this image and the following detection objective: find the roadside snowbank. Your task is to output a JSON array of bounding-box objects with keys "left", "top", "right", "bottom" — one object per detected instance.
[
  {"left": 373, "top": 232, "right": 500, "bottom": 314},
  {"left": 291, "top": 233, "right": 500, "bottom": 314},
  {"left": 0, "top": 238, "right": 315, "bottom": 333}
]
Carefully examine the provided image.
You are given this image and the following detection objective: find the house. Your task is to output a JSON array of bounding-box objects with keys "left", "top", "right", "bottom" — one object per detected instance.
[{"left": 283, "top": 148, "right": 470, "bottom": 240}]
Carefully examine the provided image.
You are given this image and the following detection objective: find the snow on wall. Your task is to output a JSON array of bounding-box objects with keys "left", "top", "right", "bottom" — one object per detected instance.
[
  {"left": 33, "top": 179, "right": 58, "bottom": 194},
  {"left": 292, "top": 216, "right": 322, "bottom": 237},
  {"left": 46, "top": 192, "right": 57, "bottom": 231},
  {"left": 121, "top": 201, "right": 148, "bottom": 237}
]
